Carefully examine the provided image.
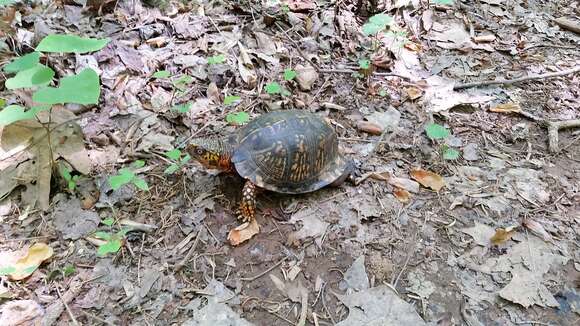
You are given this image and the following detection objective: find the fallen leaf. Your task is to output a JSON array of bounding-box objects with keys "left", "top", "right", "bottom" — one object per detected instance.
[
  {"left": 344, "top": 256, "right": 369, "bottom": 291},
  {"left": 461, "top": 222, "right": 495, "bottom": 247},
  {"left": 237, "top": 43, "right": 257, "bottom": 87},
  {"left": 490, "top": 226, "right": 517, "bottom": 245},
  {"left": 405, "top": 86, "right": 423, "bottom": 100},
  {"left": 422, "top": 76, "right": 494, "bottom": 112},
  {"left": 356, "top": 121, "right": 383, "bottom": 135},
  {"left": 0, "top": 243, "right": 54, "bottom": 280},
  {"left": 269, "top": 275, "right": 308, "bottom": 326},
  {"left": 206, "top": 82, "right": 220, "bottom": 103},
  {"left": 0, "top": 300, "right": 44, "bottom": 325},
  {"left": 410, "top": 168, "right": 445, "bottom": 191},
  {"left": 336, "top": 285, "right": 427, "bottom": 325},
  {"left": 393, "top": 187, "right": 411, "bottom": 203},
  {"left": 287, "top": 207, "right": 329, "bottom": 246},
  {"left": 489, "top": 102, "right": 522, "bottom": 113},
  {"left": 228, "top": 219, "right": 260, "bottom": 246},
  {"left": 523, "top": 219, "right": 553, "bottom": 243},
  {"left": 295, "top": 64, "right": 318, "bottom": 91}
]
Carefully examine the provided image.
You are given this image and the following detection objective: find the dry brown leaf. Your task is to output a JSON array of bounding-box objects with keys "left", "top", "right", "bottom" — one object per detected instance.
[
  {"left": 295, "top": 64, "right": 318, "bottom": 91},
  {"left": 0, "top": 243, "right": 54, "bottom": 280},
  {"left": 490, "top": 102, "right": 522, "bottom": 113},
  {"left": 288, "top": 0, "right": 317, "bottom": 11},
  {"left": 356, "top": 121, "right": 383, "bottom": 135},
  {"left": 405, "top": 86, "right": 423, "bottom": 100},
  {"left": 422, "top": 10, "right": 433, "bottom": 32},
  {"left": 473, "top": 34, "right": 496, "bottom": 43},
  {"left": 523, "top": 219, "right": 553, "bottom": 243},
  {"left": 410, "top": 168, "right": 445, "bottom": 191},
  {"left": 237, "top": 43, "right": 257, "bottom": 87},
  {"left": 0, "top": 300, "right": 44, "bottom": 325},
  {"left": 490, "top": 226, "right": 517, "bottom": 246},
  {"left": 206, "top": 82, "right": 221, "bottom": 104},
  {"left": 393, "top": 187, "right": 411, "bottom": 203},
  {"left": 228, "top": 219, "right": 260, "bottom": 246}
]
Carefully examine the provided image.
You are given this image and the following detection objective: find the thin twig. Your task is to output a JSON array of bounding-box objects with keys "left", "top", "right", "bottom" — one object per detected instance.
[
  {"left": 319, "top": 68, "right": 411, "bottom": 80},
  {"left": 57, "top": 287, "right": 80, "bottom": 326},
  {"left": 275, "top": 23, "right": 319, "bottom": 71},
  {"left": 454, "top": 65, "right": 580, "bottom": 90},
  {"left": 240, "top": 256, "right": 287, "bottom": 281}
]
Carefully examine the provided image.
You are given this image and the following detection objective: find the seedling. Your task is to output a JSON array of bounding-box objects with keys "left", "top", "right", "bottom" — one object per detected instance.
[
  {"left": 284, "top": 69, "right": 297, "bottom": 81},
  {"left": 224, "top": 95, "right": 241, "bottom": 105},
  {"left": 265, "top": 81, "right": 291, "bottom": 97},
  {"left": 425, "top": 123, "right": 460, "bottom": 161},
  {"left": 164, "top": 149, "right": 191, "bottom": 175},
  {"left": 226, "top": 112, "right": 250, "bottom": 125},
  {"left": 207, "top": 54, "right": 226, "bottom": 65},
  {"left": 93, "top": 228, "right": 130, "bottom": 257},
  {"left": 59, "top": 164, "right": 80, "bottom": 192},
  {"left": 152, "top": 70, "right": 170, "bottom": 79},
  {"left": 108, "top": 160, "right": 149, "bottom": 191}
]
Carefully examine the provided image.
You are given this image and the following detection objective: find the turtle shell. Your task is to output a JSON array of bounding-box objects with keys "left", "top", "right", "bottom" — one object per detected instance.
[{"left": 231, "top": 110, "right": 349, "bottom": 194}]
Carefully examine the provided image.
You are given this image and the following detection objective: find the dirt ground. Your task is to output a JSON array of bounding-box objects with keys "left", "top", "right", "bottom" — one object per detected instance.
[{"left": 0, "top": 0, "right": 579, "bottom": 325}]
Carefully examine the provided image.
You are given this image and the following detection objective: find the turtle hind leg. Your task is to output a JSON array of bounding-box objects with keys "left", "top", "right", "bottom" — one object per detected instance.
[{"left": 239, "top": 180, "right": 257, "bottom": 223}]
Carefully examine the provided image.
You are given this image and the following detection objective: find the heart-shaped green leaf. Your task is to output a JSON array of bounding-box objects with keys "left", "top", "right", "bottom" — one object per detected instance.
[
  {"left": 425, "top": 123, "right": 450, "bottom": 140},
  {"left": 36, "top": 34, "right": 110, "bottom": 53},
  {"left": 265, "top": 82, "right": 282, "bottom": 94},
  {"left": 5, "top": 64, "right": 54, "bottom": 89},
  {"left": 4, "top": 52, "right": 40, "bottom": 73},
  {"left": 33, "top": 68, "right": 100, "bottom": 105},
  {"left": 0, "top": 105, "right": 49, "bottom": 126}
]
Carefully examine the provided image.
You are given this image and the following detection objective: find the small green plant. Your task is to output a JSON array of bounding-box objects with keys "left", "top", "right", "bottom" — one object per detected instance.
[
  {"left": 265, "top": 82, "right": 291, "bottom": 97},
  {"left": 152, "top": 70, "right": 170, "bottom": 78},
  {"left": 172, "top": 74, "right": 194, "bottom": 92},
  {"left": 101, "top": 217, "right": 115, "bottom": 226},
  {"left": 59, "top": 164, "right": 80, "bottom": 191},
  {"left": 284, "top": 69, "right": 297, "bottom": 81},
  {"left": 171, "top": 102, "right": 192, "bottom": 113},
  {"left": 226, "top": 112, "right": 250, "bottom": 125},
  {"left": 358, "top": 59, "right": 371, "bottom": 70},
  {"left": 362, "top": 14, "right": 393, "bottom": 36},
  {"left": 207, "top": 54, "right": 226, "bottom": 65},
  {"left": 108, "top": 160, "right": 149, "bottom": 191},
  {"left": 224, "top": 95, "right": 241, "bottom": 105},
  {"left": 93, "top": 228, "right": 130, "bottom": 257},
  {"left": 164, "top": 149, "right": 191, "bottom": 175},
  {"left": 425, "top": 123, "right": 460, "bottom": 161},
  {"left": 433, "top": 0, "right": 454, "bottom": 5}
]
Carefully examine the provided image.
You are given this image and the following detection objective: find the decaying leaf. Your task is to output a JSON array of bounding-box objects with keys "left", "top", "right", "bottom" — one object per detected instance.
[
  {"left": 227, "top": 219, "right": 260, "bottom": 246},
  {"left": 490, "top": 102, "right": 521, "bottom": 114},
  {"left": 410, "top": 168, "right": 445, "bottom": 191},
  {"left": 0, "top": 107, "right": 91, "bottom": 210},
  {"left": 0, "top": 243, "right": 54, "bottom": 280},
  {"left": 0, "top": 300, "right": 44, "bottom": 325},
  {"left": 270, "top": 274, "right": 308, "bottom": 326},
  {"left": 393, "top": 187, "right": 411, "bottom": 203},
  {"left": 287, "top": 207, "right": 329, "bottom": 246},
  {"left": 460, "top": 222, "right": 495, "bottom": 247},
  {"left": 523, "top": 219, "right": 553, "bottom": 243},
  {"left": 490, "top": 226, "right": 517, "bottom": 245},
  {"left": 295, "top": 64, "right": 318, "bottom": 91}
]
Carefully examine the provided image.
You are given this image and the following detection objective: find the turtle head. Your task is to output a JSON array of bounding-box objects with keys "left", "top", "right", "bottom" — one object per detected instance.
[{"left": 187, "top": 138, "right": 234, "bottom": 172}]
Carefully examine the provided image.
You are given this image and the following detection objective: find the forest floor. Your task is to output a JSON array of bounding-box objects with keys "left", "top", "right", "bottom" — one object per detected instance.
[{"left": 0, "top": 0, "right": 579, "bottom": 325}]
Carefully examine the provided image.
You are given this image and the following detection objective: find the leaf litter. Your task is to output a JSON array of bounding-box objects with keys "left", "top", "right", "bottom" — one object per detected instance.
[{"left": 1, "top": 0, "right": 579, "bottom": 325}]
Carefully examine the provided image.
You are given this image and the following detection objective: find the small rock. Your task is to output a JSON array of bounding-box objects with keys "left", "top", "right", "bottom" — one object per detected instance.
[
  {"left": 343, "top": 256, "right": 370, "bottom": 291},
  {"left": 463, "top": 143, "right": 479, "bottom": 161}
]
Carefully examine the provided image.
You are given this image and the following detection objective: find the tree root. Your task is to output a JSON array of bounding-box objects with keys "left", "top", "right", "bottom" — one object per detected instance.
[{"left": 546, "top": 119, "right": 580, "bottom": 153}]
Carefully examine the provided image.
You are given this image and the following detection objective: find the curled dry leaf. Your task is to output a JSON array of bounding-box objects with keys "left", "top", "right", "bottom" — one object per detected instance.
[
  {"left": 523, "top": 219, "right": 553, "bottom": 243},
  {"left": 0, "top": 243, "right": 54, "bottom": 280},
  {"left": 490, "top": 226, "right": 517, "bottom": 245},
  {"left": 295, "top": 64, "right": 318, "bottom": 91},
  {"left": 405, "top": 86, "right": 423, "bottom": 100},
  {"left": 356, "top": 121, "right": 383, "bottom": 135},
  {"left": 410, "top": 168, "right": 445, "bottom": 191},
  {"left": 393, "top": 187, "right": 411, "bottom": 203},
  {"left": 228, "top": 218, "right": 260, "bottom": 246},
  {"left": 490, "top": 102, "right": 521, "bottom": 113}
]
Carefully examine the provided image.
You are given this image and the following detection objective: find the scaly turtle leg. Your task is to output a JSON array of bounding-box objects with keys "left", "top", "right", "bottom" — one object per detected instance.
[{"left": 239, "top": 180, "right": 257, "bottom": 223}]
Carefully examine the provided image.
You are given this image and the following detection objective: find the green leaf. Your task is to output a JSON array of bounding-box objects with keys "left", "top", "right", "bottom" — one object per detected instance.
[
  {"left": 181, "top": 154, "right": 191, "bottom": 164},
  {"left": 0, "top": 266, "right": 16, "bottom": 276},
  {"left": 425, "top": 123, "right": 450, "bottom": 140},
  {"left": 132, "top": 178, "right": 149, "bottom": 191},
  {"left": 108, "top": 168, "right": 134, "bottom": 190},
  {"left": 284, "top": 69, "right": 297, "bottom": 81},
  {"left": 223, "top": 95, "right": 241, "bottom": 105},
  {"left": 173, "top": 75, "right": 193, "bottom": 91},
  {"left": 152, "top": 70, "right": 170, "bottom": 78},
  {"left": 362, "top": 14, "right": 393, "bottom": 36},
  {"left": 164, "top": 164, "right": 180, "bottom": 175},
  {"left": 36, "top": 34, "right": 110, "bottom": 53},
  {"left": 207, "top": 54, "right": 226, "bottom": 64},
  {"left": 433, "top": 0, "right": 454, "bottom": 5},
  {"left": 97, "top": 239, "right": 122, "bottom": 256},
  {"left": 93, "top": 231, "right": 112, "bottom": 240},
  {"left": 132, "top": 160, "right": 145, "bottom": 168},
  {"left": 165, "top": 149, "right": 181, "bottom": 160},
  {"left": 265, "top": 82, "right": 282, "bottom": 94},
  {"left": 358, "top": 59, "right": 371, "bottom": 70},
  {"left": 101, "top": 217, "right": 115, "bottom": 226},
  {"left": 32, "top": 68, "right": 100, "bottom": 105},
  {"left": 0, "top": 0, "right": 17, "bottom": 6},
  {"left": 281, "top": 89, "right": 291, "bottom": 97},
  {"left": 67, "top": 180, "right": 76, "bottom": 191},
  {"left": 226, "top": 112, "right": 250, "bottom": 125},
  {"left": 443, "top": 148, "right": 460, "bottom": 160},
  {"left": 63, "top": 265, "right": 76, "bottom": 277},
  {"left": 0, "top": 105, "right": 48, "bottom": 126},
  {"left": 171, "top": 102, "right": 192, "bottom": 113},
  {"left": 4, "top": 52, "right": 40, "bottom": 73},
  {"left": 5, "top": 64, "right": 54, "bottom": 89}
]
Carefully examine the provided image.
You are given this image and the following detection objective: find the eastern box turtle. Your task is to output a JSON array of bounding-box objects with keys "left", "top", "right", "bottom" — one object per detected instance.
[{"left": 187, "top": 110, "right": 353, "bottom": 224}]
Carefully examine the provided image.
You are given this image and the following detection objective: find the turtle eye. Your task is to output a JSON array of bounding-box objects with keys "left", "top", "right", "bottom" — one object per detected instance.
[{"left": 195, "top": 148, "right": 204, "bottom": 155}]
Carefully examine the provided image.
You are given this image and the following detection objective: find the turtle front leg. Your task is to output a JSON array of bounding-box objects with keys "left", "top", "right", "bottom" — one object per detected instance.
[{"left": 239, "top": 180, "right": 257, "bottom": 223}]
